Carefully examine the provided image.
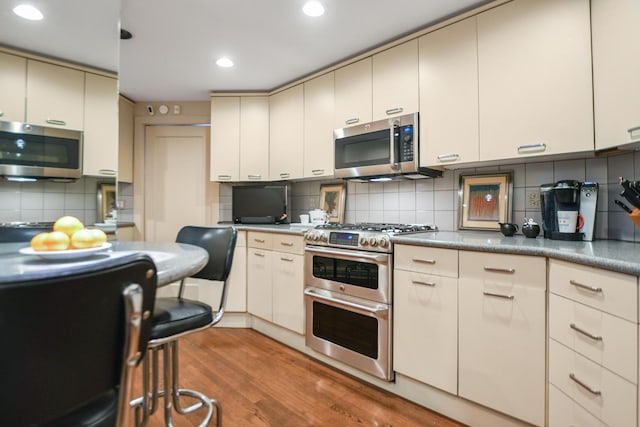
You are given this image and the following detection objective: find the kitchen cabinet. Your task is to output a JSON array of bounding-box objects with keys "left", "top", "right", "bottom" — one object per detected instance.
[
  {"left": 477, "top": 0, "right": 593, "bottom": 161},
  {"left": 303, "top": 72, "right": 335, "bottom": 178},
  {"left": 269, "top": 85, "right": 303, "bottom": 180},
  {"left": 548, "top": 259, "right": 638, "bottom": 427},
  {"left": 0, "top": 52, "right": 26, "bottom": 123},
  {"left": 247, "top": 231, "right": 304, "bottom": 333},
  {"left": 210, "top": 96, "right": 269, "bottom": 182},
  {"left": 334, "top": 58, "right": 372, "bottom": 128},
  {"left": 458, "top": 251, "right": 546, "bottom": 426},
  {"left": 419, "top": 17, "right": 479, "bottom": 167},
  {"left": 393, "top": 245, "right": 458, "bottom": 395},
  {"left": 83, "top": 73, "right": 118, "bottom": 177},
  {"left": 372, "top": 40, "right": 419, "bottom": 121},
  {"left": 118, "top": 96, "right": 134, "bottom": 183},
  {"left": 591, "top": 0, "right": 640, "bottom": 149},
  {"left": 26, "top": 59, "right": 85, "bottom": 131}
]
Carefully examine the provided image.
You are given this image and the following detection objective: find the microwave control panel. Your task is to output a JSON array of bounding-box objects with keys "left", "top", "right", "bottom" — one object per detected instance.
[{"left": 395, "top": 124, "right": 414, "bottom": 162}]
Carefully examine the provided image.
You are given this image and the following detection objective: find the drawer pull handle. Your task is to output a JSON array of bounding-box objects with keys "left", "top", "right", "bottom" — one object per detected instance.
[
  {"left": 412, "top": 280, "right": 436, "bottom": 287},
  {"left": 247, "top": 174, "right": 262, "bottom": 180},
  {"left": 280, "top": 256, "right": 294, "bottom": 262},
  {"left": 570, "top": 323, "right": 603, "bottom": 342},
  {"left": 279, "top": 173, "right": 290, "bottom": 179},
  {"left": 217, "top": 175, "right": 232, "bottom": 180},
  {"left": 98, "top": 169, "right": 117, "bottom": 176},
  {"left": 569, "top": 373, "right": 601, "bottom": 396},
  {"left": 483, "top": 291, "right": 514, "bottom": 300},
  {"left": 345, "top": 117, "right": 360, "bottom": 125},
  {"left": 311, "top": 169, "right": 324, "bottom": 175},
  {"left": 570, "top": 280, "right": 602, "bottom": 293},
  {"left": 437, "top": 153, "right": 460, "bottom": 162},
  {"left": 483, "top": 266, "right": 515, "bottom": 274},
  {"left": 254, "top": 238, "right": 265, "bottom": 243},
  {"left": 412, "top": 258, "right": 436, "bottom": 264},
  {"left": 280, "top": 242, "right": 294, "bottom": 247},
  {"left": 385, "top": 107, "right": 403, "bottom": 115},
  {"left": 628, "top": 125, "right": 640, "bottom": 137},
  {"left": 254, "top": 252, "right": 265, "bottom": 257},
  {"left": 46, "top": 119, "right": 67, "bottom": 126},
  {"left": 517, "top": 143, "right": 546, "bottom": 154}
]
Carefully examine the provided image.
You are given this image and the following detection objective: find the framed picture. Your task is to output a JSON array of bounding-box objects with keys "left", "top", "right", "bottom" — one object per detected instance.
[
  {"left": 319, "top": 183, "right": 347, "bottom": 224},
  {"left": 97, "top": 182, "right": 117, "bottom": 222},
  {"left": 459, "top": 172, "right": 513, "bottom": 230}
]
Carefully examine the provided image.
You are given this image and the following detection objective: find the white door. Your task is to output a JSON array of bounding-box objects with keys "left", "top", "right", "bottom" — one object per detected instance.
[{"left": 144, "top": 125, "right": 216, "bottom": 243}]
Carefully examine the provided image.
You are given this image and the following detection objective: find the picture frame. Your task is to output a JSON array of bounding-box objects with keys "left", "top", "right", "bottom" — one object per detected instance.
[
  {"left": 458, "top": 172, "right": 513, "bottom": 230},
  {"left": 97, "top": 182, "right": 117, "bottom": 222},
  {"left": 319, "top": 183, "right": 347, "bottom": 224}
]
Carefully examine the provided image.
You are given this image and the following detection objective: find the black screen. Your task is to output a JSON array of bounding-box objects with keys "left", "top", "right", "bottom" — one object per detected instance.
[{"left": 232, "top": 185, "right": 288, "bottom": 224}]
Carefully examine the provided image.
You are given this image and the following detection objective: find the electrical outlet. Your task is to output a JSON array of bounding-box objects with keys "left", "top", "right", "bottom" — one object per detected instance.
[{"left": 527, "top": 192, "right": 540, "bottom": 208}]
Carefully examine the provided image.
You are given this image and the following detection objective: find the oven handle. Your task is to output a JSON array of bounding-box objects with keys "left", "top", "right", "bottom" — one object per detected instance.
[
  {"left": 304, "top": 288, "right": 389, "bottom": 316},
  {"left": 304, "top": 245, "right": 390, "bottom": 264}
]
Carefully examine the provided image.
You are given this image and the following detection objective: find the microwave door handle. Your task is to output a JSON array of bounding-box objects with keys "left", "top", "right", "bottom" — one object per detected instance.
[{"left": 390, "top": 126, "right": 400, "bottom": 170}]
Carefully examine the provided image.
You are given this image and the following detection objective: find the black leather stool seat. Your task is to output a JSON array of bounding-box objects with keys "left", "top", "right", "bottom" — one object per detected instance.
[
  {"left": 47, "top": 390, "right": 117, "bottom": 427},
  {"left": 151, "top": 298, "right": 213, "bottom": 340}
]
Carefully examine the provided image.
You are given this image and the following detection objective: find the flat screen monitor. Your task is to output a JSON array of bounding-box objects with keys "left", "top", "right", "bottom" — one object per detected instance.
[{"left": 232, "top": 184, "right": 288, "bottom": 224}]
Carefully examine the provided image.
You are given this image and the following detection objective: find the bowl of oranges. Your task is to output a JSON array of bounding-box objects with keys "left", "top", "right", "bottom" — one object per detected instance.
[{"left": 20, "top": 216, "right": 111, "bottom": 260}]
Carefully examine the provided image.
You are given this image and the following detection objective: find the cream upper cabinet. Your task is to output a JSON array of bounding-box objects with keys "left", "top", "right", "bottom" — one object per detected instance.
[
  {"left": 334, "top": 58, "right": 372, "bottom": 128},
  {"left": 118, "top": 96, "right": 134, "bottom": 183},
  {"left": 210, "top": 96, "right": 240, "bottom": 181},
  {"left": 240, "top": 96, "right": 270, "bottom": 181},
  {"left": 0, "top": 52, "right": 26, "bottom": 123},
  {"left": 26, "top": 60, "right": 85, "bottom": 131},
  {"left": 592, "top": 0, "right": 640, "bottom": 149},
  {"left": 372, "top": 40, "right": 419, "bottom": 121},
  {"left": 303, "top": 72, "right": 335, "bottom": 179},
  {"left": 83, "top": 73, "right": 118, "bottom": 177},
  {"left": 269, "top": 84, "right": 303, "bottom": 180},
  {"left": 477, "top": 0, "right": 593, "bottom": 161},
  {"left": 419, "top": 17, "right": 479, "bottom": 167}
]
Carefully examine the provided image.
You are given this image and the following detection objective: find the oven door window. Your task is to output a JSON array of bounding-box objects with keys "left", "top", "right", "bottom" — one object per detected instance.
[
  {"left": 312, "top": 255, "right": 379, "bottom": 290},
  {"left": 334, "top": 129, "right": 390, "bottom": 169},
  {"left": 312, "top": 301, "right": 378, "bottom": 359}
]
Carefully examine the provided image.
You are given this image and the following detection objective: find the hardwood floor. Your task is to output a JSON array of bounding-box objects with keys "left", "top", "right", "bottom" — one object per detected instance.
[{"left": 132, "top": 327, "right": 465, "bottom": 427}]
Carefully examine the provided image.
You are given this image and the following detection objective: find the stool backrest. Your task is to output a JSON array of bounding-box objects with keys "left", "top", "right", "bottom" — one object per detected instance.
[
  {"left": 0, "top": 253, "right": 157, "bottom": 426},
  {"left": 175, "top": 226, "right": 238, "bottom": 282}
]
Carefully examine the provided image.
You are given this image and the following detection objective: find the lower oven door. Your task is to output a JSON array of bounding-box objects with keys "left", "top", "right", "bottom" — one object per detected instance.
[{"left": 304, "top": 287, "right": 392, "bottom": 381}]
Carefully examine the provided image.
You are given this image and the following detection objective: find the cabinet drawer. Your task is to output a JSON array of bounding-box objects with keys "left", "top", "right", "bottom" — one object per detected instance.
[
  {"left": 549, "top": 384, "right": 605, "bottom": 427},
  {"left": 247, "top": 232, "right": 272, "bottom": 249},
  {"left": 459, "top": 251, "right": 545, "bottom": 290},
  {"left": 394, "top": 245, "right": 458, "bottom": 278},
  {"left": 550, "top": 293, "right": 638, "bottom": 382},
  {"left": 549, "top": 259, "right": 638, "bottom": 322},
  {"left": 273, "top": 234, "right": 304, "bottom": 255},
  {"left": 549, "top": 339, "right": 637, "bottom": 427}
]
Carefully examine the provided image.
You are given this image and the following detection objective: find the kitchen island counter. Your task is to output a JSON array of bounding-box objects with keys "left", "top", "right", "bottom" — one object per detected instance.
[{"left": 392, "top": 231, "right": 640, "bottom": 276}]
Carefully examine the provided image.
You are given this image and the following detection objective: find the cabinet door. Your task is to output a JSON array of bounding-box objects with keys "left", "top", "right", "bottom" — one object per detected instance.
[
  {"left": 394, "top": 269, "right": 458, "bottom": 394},
  {"left": 372, "top": 40, "right": 419, "bottom": 121},
  {"left": 26, "top": 60, "right": 84, "bottom": 130},
  {"left": 0, "top": 52, "right": 26, "bottom": 122},
  {"left": 419, "top": 17, "right": 479, "bottom": 167},
  {"left": 477, "top": 0, "right": 593, "bottom": 161},
  {"left": 269, "top": 85, "right": 303, "bottom": 180},
  {"left": 303, "top": 72, "right": 335, "bottom": 178},
  {"left": 592, "top": 0, "right": 640, "bottom": 149},
  {"left": 272, "top": 252, "right": 304, "bottom": 334},
  {"left": 334, "top": 58, "right": 372, "bottom": 128},
  {"left": 247, "top": 247, "right": 273, "bottom": 321},
  {"left": 210, "top": 97, "right": 240, "bottom": 182},
  {"left": 225, "top": 232, "right": 247, "bottom": 312},
  {"left": 240, "top": 96, "right": 270, "bottom": 181},
  {"left": 118, "top": 96, "right": 134, "bottom": 183},
  {"left": 83, "top": 73, "right": 118, "bottom": 177},
  {"left": 458, "top": 251, "right": 546, "bottom": 426}
]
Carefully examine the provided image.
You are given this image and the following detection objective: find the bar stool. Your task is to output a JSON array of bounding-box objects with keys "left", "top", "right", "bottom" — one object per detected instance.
[
  {"left": 137, "top": 226, "right": 237, "bottom": 426},
  {"left": 0, "top": 253, "right": 157, "bottom": 427}
]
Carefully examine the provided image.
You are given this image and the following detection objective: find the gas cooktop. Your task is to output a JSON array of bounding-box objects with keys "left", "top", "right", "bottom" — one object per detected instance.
[{"left": 314, "top": 223, "right": 437, "bottom": 233}]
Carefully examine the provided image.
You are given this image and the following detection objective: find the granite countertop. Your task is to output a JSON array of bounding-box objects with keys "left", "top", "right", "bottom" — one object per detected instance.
[
  {"left": 392, "top": 230, "right": 640, "bottom": 276},
  {"left": 0, "top": 241, "right": 208, "bottom": 286},
  {"left": 232, "top": 223, "right": 315, "bottom": 235}
]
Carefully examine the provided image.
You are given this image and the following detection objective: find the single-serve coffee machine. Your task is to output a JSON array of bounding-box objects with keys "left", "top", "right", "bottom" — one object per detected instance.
[{"left": 539, "top": 180, "right": 598, "bottom": 241}]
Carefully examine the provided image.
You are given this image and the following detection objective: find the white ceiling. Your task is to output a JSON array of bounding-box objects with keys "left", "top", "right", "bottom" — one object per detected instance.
[{"left": 1, "top": 0, "right": 490, "bottom": 102}]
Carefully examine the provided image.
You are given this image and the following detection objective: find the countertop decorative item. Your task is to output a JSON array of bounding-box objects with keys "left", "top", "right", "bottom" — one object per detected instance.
[
  {"left": 522, "top": 218, "right": 540, "bottom": 238},
  {"left": 459, "top": 172, "right": 513, "bottom": 231},
  {"left": 319, "top": 183, "right": 347, "bottom": 224},
  {"left": 499, "top": 222, "right": 518, "bottom": 237}
]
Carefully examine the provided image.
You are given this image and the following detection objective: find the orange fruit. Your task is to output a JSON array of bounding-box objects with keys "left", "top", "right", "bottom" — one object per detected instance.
[
  {"left": 53, "top": 216, "right": 84, "bottom": 237},
  {"left": 43, "top": 231, "right": 71, "bottom": 251},
  {"left": 90, "top": 229, "right": 108, "bottom": 247},
  {"left": 30, "top": 232, "right": 49, "bottom": 251},
  {"left": 70, "top": 228, "right": 97, "bottom": 249}
]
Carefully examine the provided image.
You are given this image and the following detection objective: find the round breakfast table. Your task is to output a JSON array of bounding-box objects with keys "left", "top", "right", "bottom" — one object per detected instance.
[{"left": 0, "top": 241, "right": 208, "bottom": 286}]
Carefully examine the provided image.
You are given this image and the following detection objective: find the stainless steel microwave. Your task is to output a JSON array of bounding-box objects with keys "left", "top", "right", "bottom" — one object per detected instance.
[
  {"left": 333, "top": 112, "right": 441, "bottom": 181},
  {"left": 0, "top": 121, "right": 83, "bottom": 180}
]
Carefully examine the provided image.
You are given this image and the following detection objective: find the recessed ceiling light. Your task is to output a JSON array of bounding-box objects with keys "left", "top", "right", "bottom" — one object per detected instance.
[
  {"left": 303, "top": 1, "right": 324, "bottom": 17},
  {"left": 216, "top": 57, "right": 234, "bottom": 68},
  {"left": 13, "top": 4, "right": 43, "bottom": 21}
]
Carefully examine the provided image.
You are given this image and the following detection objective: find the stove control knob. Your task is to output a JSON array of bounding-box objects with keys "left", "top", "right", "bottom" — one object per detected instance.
[
  {"left": 319, "top": 233, "right": 328, "bottom": 242},
  {"left": 378, "top": 237, "right": 390, "bottom": 248},
  {"left": 359, "top": 237, "right": 368, "bottom": 246},
  {"left": 369, "top": 237, "right": 379, "bottom": 247}
]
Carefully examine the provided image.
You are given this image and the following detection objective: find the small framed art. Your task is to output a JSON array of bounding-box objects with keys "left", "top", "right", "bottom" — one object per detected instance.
[
  {"left": 458, "top": 172, "right": 513, "bottom": 230},
  {"left": 319, "top": 183, "right": 346, "bottom": 224}
]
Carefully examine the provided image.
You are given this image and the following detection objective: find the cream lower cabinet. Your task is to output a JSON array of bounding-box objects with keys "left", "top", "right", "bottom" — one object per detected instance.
[
  {"left": 393, "top": 245, "right": 458, "bottom": 395},
  {"left": 247, "top": 232, "right": 304, "bottom": 334},
  {"left": 592, "top": 0, "right": 640, "bottom": 149},
  {"left": 458, "top": 251, "right": 546, "bottom": 426},
  {"left": 83, "top": 73, "right": 118, "bottom": 177},
  {"left": 548, "top": 259, "right": 638, "bottom": 427},
  {"left": 0, "top": 52, "right": 26, "bottom": 123}
]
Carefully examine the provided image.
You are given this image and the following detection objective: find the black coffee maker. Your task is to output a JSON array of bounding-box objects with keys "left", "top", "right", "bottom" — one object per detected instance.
[{"left": 539, "top": 180, "right": 598, "bottom": 241}]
